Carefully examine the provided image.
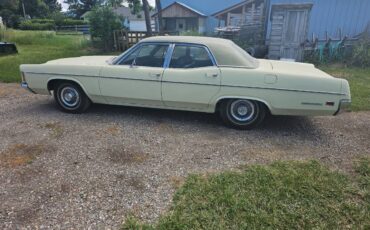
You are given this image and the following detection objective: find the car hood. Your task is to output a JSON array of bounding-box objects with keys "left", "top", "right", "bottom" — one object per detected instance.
[
  {"left": 20, "top": 56, "right": 116, "bottom": 77},
  {"left": 45, "top": 56, "right": 115, "bottom": 66},
  {"left": 267, "top": 60, "right": 333, "bottom": 79}
]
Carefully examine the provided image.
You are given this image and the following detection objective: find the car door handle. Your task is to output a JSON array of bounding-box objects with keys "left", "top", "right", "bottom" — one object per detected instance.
[
  {"left": 150, "top": 73, "right": 161, "bottom": 78},
  {"left": 205, "top": 73, "right": 219, "bottom": 78}
]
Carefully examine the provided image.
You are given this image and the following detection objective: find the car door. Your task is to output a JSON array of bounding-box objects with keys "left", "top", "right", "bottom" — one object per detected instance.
[
  {"left": 161, "top": 44, "right": 221, "bottom": 110},
  {"left": 99, "top": 43, "right": 169, "bottom": 106}
]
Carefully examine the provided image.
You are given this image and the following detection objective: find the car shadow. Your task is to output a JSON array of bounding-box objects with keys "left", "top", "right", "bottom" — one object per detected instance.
[
  {"left": 30, "top": 100, "right": 322, "bottom": 140},
  {"left": 89, "top": 104, "right": 320, "bottom": 135},
  {"left": 89, "top": 103, "right": 220, "bottom": 126}
]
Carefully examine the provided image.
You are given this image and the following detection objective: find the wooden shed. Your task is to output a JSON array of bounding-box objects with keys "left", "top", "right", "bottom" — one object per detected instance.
[
  {"left": 268, "top": 3, "right": 313, "bottom": 61},
  {"left": 212, "top": 0, "right": 268, "bottom": 28}
]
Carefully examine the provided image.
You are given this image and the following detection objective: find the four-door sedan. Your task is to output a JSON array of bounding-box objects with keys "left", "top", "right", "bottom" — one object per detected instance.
[{"left": 20, "top": 36, "right": 351, "bottom": 129}]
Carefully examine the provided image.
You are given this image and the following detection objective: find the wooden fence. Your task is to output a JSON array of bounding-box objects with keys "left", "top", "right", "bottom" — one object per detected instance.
[{"left": 113, "top": 30, "right": 179, "bottom": 51}]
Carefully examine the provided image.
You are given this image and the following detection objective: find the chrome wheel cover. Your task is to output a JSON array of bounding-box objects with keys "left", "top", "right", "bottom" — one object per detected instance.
[
  {"left": 230, "top": 100, "right": 256, "bottom": 122},
  {"left": 60, "top": 87, "right": 80, "bottom": 107}
]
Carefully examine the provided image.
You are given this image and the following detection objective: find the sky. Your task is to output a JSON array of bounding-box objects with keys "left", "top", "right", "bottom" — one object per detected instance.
[{"left": 57, "top": 0, "right": 156, "bottom": 12}]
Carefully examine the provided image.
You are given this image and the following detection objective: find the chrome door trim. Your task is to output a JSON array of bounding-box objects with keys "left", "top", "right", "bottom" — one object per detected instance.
[{"left": 163, "top": 44, "right": 175, "bottom": 69}]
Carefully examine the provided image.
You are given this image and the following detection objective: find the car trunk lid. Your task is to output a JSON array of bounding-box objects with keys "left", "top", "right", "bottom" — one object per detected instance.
[{"left": 268, "top": 60, "right": 333, "bottom": 79}]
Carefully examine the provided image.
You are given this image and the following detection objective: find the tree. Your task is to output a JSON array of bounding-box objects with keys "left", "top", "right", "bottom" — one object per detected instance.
[
  {"left": 126, "top": 0, "right": 152, "bottom": 35},
  {"left": 0, "top": 0, "right": 19, "bottom": 11},
  {"left": 22, "top": 0, "right": 49, "bottom": 18},
  {"left": 141, "top": 0, "right": 151, "bottom": 35},
  {"left": 126, "top": 0, "right": 141, "bottom": 15},
  {"left": 155, "top": 0, "right": 162, "bottom": 33},
  {"left": 44, "top": 0, "right": 62, "bottom": 13},
  {"left": 64, "top": 0, "right": 104, "bottom": 18},
  {"left": 0, "top": 0, "right": 20, "bottom": 27},
  {"left": 0, "top": 0, "right": 62, "bottom": 27},
  {"left": 106, "top": 0, "right": 123, "bottom": 8},
  {"left": 88, "top": 6, "right": 121, "bottom": 50}
]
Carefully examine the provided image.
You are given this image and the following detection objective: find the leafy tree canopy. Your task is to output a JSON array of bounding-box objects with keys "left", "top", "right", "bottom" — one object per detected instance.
[{"left": 64, "top": 0, "right": 104, "bottom": 18}]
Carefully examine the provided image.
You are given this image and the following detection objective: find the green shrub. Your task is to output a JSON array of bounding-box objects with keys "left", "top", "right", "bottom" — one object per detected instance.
[
  {"left": 61, "top": 19, "right": 88, "bottom": 26},
  {"left": 304, "top": 38, "right": 370, "bottom": 67},
  {"left": 29, "top": 19, "right": 55, "bottom": 24},
  {"left": 179, "top": 31, "right": 204, "bottom": 36},
  {"left": 18, "top": 18, "right": 88, "bottom": 31},
  {"left": 350, "top": 38, "right": 370, "bottom": 68},
  {"left": 3, "top": 30, "right": 56, "bottom": 45},
  {"left": 0, "top": 28, "right": 5, "bottom": 40},
  {"left": 19, "top": 20, "right": 55, "bottom": 31},
  {"left": 88, "top": 6, "right": 121, "bottom": 51}
]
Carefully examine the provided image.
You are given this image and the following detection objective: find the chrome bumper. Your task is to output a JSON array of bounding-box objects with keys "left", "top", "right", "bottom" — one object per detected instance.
[
  {"left": 334, "top": 99, "right": 351, "bottom": 115},
  {"left": 21, "top": 82, "right": 36, "bottom": 94}
]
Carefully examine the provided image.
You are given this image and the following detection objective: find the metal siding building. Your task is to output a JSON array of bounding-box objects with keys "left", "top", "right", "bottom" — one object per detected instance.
[{"left": 267, "top": 0, "right": 370, "bottom": 40}]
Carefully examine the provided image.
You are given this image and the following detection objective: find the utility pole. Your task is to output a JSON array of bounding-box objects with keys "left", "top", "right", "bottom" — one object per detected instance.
[
  {"left": 22, "top": 1, "right": 26, "bottom": 19},
  {"left": 155, "top": 0, "right": 163, "bottom": 33},
  {"left": 142, "top": 0, "right": 152, "bottom": 36}
]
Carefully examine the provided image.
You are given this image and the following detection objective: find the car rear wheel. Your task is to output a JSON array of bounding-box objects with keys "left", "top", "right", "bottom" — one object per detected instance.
[
  {"left": 54, "top": 82, "right": 91, "bottom": 113},
  {"left": 219, "top": 99, "right": 266, "bottom": 130}
]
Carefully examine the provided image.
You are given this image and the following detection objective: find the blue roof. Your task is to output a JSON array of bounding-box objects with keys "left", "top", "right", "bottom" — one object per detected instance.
[
  {"left": 174, "top": 1, "right": 207, "bottom": 17},
  {"left": 161, "top": 0, "right": 243, "bottom": 16}
]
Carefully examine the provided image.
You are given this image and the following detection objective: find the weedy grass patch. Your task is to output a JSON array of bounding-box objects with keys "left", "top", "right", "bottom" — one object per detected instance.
[
  {"left": 0, "top": 30, "right": 99, "bottom": 83},
  {"left": 319, "top": 66, "right": 370, "bottom": 111},
  {"left": 123, "top": 159, "right": 370, "bottom": 229}
]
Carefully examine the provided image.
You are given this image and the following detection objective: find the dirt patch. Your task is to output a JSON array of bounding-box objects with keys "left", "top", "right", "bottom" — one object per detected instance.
[
  {"left": 126, "top": 176, "right": 146, "bottom": 191},
  {"left": 95, "top": 124, "right": 123, "bottom": 137},
  {"left": 107, "top": 145, "right": 149, "bottom": 164},
  {"left": 0, "top": 84, "right": 23, "bottom": 98},
  {"left": 43, "top": 122, "right": 63, "bottom": 138},
  {"left": 0, "top": 143, "right": 47, "bottom": 168},
  {"left": 169, "top": 176, "right": 185, "bottom": 189}
]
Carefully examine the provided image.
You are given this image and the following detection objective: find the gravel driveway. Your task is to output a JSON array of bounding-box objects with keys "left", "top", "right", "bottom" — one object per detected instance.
[{"left": 0, "top": 83, "right": 369, "bottom": 229}]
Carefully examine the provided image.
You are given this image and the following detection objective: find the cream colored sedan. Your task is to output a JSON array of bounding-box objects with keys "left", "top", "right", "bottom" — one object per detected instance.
[{"left": 20, "top": 36, "right": 351, "bottom": 129}]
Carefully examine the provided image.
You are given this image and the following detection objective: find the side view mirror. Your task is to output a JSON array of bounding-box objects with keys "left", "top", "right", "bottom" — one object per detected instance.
[{"left": 130, "top": 60, "right": 138, "bottom": 68}]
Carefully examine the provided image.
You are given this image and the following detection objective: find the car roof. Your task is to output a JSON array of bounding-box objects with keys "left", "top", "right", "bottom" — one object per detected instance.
[
  {"left": 140, "top": 36, "right": 259, "bottom": 68},
  {"left": 140, "top": 36, "right": 233, "bottom": 46}
]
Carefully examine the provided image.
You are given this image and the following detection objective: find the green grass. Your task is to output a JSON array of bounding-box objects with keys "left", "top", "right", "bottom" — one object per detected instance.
[
  {"left": 0, "top": 30, "right": 99, "bottom": 83},
  {"left": 124, "top": 159, "right": 370, "bottom": 229},
  {"left": 319, "top": 66, "right": 370, "bottom": 111}
]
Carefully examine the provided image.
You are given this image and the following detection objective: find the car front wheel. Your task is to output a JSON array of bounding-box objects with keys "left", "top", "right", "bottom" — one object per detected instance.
[
  {"left": 219, "top": 99, "right": 266, "bottom": 130},
  {"left": 54, "top": 82, "right": 91, "bottom": 113}
]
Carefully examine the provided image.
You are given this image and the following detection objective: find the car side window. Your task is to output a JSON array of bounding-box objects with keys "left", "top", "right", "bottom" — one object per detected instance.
[
  {"left": 119, "top": 44, "right": 168, "bottom": 67},
  {"left": 119, "top": 47, "right": 140, "bottom": 65},
  {"left": 169, "top": 45, "right": 214, "bottom": 69}
]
